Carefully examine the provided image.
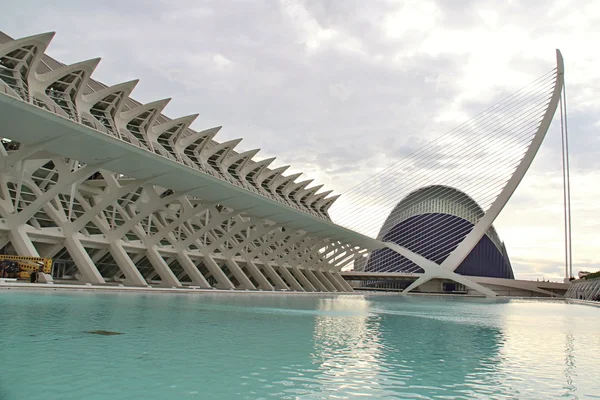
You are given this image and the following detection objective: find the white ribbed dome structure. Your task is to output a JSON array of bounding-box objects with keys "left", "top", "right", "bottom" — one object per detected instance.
[{"left": 364, "top": 185, "right": 515, "bottom": 281}]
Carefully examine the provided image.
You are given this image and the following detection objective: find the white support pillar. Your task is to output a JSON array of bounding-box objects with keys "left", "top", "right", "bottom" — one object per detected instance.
[
  {"left": 99, "top": 188, "right": 187, "bottom": 288},
  {"left": 108, "top": 241, "right": 147, "bottom": 286},
  {"left": 224, "top": 258, "right": 256, "bottom": 290},
  {"left": 322, "top": 270, "right": 346, "bottom": 292},
  {"left": 335, "top": 249, "right": 365, "bottom": 272},
  {"left": 201, "top": 221, "right": 273, "bottom": 291},
  {"left": 303, "top": 268, "right": 328, "bottom": 291},
  {"left": 63, "top": 234, "right": 105, "bottom": 284},
  {"left": 8, "top": 224, "right": 39, "bottom": 256},
  {"left": 291, "top": 266, "right": 316, "bottom": 292},
  {"left": 145, "top": 245, "right": 182, "bottom": 287},
  {"left": 239, "top": 232, "right": 290, "bottom": 290},
  {"left": 178, "top": 245, "right": 236, "bottom": 290},
  {"left": 225, "top": 222, "right": 298, "bottom": 294},
  {"left": 203, "top": 255, "right": 235, "bottom": 290},
  {"left": 239, "top": 258, "right": 274, "bottom": 291},
  {"left": 285, "top": 237, "right": 328, "bottom": 271},
  {"left": 266, "top": 232, "right": 309, "bottom": 262},
  {"left": 237, "top": 222, "right": 300, "bottom": 291},
  {"left": 176, "top": 252, "right": 211, "bottom": 288},
  {"left": 179, "top": 209, "right": 273, "bottom": 291},
  {"left": 176, "top": 208, "right": 232, "bottom": 250},
  {"left": 329, "top": 271, "right": 354, "bottom": 292},
  {"left": 313, "top": 269, "right": 338, "bottom": 292},
  {"left": 249, "top": 256, "right": 289, "bottom": 290},
  {"left": 64, "top": 175, "right": 159, "bottom": 287},
  {"left": 274, "top": 263, "right": 304, "bottom": 292}
]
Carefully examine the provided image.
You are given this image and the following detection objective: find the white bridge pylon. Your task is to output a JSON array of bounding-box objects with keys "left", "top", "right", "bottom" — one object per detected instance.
[{"left": 373, "top": 51, "right": 565, "bottom": 297}]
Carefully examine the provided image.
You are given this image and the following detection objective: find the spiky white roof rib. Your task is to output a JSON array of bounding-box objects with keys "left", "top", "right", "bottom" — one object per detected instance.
[{"left": 0, "top": 31, "right": 337, "bottom": 219}]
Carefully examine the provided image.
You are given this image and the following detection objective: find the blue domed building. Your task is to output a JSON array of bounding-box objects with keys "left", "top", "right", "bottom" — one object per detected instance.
[{"left": 361, "top": 185, "right": 514, "bottom": 286}]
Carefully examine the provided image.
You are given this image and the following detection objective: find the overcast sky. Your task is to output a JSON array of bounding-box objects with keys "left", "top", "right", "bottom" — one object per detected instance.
[{"left": 2, "top": 0, "right": 598, "bottom": 281}]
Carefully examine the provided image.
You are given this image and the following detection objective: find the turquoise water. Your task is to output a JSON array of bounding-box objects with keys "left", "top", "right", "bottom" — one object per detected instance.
[{"left": 0, "top": 291, "right": 599, "bottom": 399}]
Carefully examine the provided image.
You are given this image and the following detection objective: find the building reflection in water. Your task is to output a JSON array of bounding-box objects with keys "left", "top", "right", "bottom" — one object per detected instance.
[
  {"left": 311, "top": 296, "right": 387, "bottom": 396},
  {"left": 308, "top": 297, "right": 598, "bottom": 398},
  {"left": 309, "top": 296, "right": 510, "bottom": 397}
]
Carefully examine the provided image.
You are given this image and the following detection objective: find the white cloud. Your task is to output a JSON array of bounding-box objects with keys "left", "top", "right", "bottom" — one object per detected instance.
[
  {"left": 213, "top": 53, "right": 233, "bottom": 69},
  {"left": 383, "top": 1, "right": 441, "bottom": 40}
]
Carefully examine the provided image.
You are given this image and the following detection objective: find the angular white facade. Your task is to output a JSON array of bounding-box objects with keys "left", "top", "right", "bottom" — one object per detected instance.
[{"left": 0, "top": 31, "right": 362, "bottom": 291}]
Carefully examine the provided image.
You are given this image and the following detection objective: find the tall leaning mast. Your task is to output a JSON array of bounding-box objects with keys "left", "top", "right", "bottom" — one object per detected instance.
[{"left": 558, "top": 50, "right": 573, "bottom": 281}]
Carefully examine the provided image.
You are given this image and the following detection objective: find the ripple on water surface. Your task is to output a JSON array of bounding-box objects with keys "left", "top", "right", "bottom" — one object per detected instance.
[{"left": 0, "top": 291, "right": 598, "bottom": 399}]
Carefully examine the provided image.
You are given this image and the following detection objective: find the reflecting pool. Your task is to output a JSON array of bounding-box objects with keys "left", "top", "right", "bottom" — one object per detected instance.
[{"left": 1, "top": 291, "right": 599, "bottom": 399}]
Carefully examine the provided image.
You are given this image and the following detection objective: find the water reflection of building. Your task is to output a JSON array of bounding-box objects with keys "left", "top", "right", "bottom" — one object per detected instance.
[
  {"left": 310, "top": 296, "right": 509, "bottom": 397},
  {"left": 310, "top": 296, "right": 389, "bottom": 396}
]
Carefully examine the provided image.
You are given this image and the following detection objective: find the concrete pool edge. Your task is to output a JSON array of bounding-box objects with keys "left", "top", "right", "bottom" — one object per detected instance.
[
  {"left": 566, "top": 298, "right": 600, "bottom": 308},
  {"left": 1, "top": 282, "right": 403, "bottom": 296},
  {"left": 0, "top": 282, "right": 583, "bottom": 303}
]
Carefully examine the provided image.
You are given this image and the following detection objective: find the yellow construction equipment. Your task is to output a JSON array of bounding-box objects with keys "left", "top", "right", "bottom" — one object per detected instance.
[{"left": 0, "top": 255, "right": 53, "bottom": 280}]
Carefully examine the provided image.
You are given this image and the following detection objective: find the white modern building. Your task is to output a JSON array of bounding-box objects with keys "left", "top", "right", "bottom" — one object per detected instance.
[{"left": 0, "top": 31, "right": 569, "bottom": 296}]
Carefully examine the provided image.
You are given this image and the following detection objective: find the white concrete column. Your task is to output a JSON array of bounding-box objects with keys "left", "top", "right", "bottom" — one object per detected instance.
[
  {"left": 63, "top": 234, "right": 105, "bottom": 284},
  {"left": 303, "top": 268, "right": 328, "bottom": 292},
  {"left": 182, "top": 210, "right": 272, "bottom": 291},
  {"left": 333, "top": 249, "right": 366, "bottom": 272},
  {"left": 177, "top": 207, "right": 232, "bottom": 250},
  {"left": 314, "top": 269, "right": 338, "bottom": 292},
  {"left": 100, "top": 188, "right": 186, "bottom": 288},
  {"left": 203, "top": 255, "right": 235, "bottom": 290},
  {"left": 225, "top": 222, "right": 296, "bottom": 292},
  {"left": 145, "top": 245, "right": 182, "bottom": 287},
  {"left": 176, "top": 252, "right": 211, "bottom": 288},
  {"left": 251, "top": 257, "right": 288, "bottom": 290},
  {"left": 274, "top": 263, "right": 304, "bottom": 291},
  {"left": 240, "top": 239, "right": 289, "bottom": 290},
  {"left": 224, "top": 258, "right": 256, "bottom": 290},
  {"left": 8, "top": 224, "right": 39, "bottom": 256},
  {"left": 240, "top": 258, "right": 274, "bottom": 290},
  {"left": 321, "top": 270, "right": 346, "bottom": 292},
  {"left": 291, "top": 266, "right": 316, "bottom": 292},
  {"left": 329, "top": 271, "right": 354, "bottom": 292},
  {"left": 108, "top": 241, "right": 147, "bottom": 286}
]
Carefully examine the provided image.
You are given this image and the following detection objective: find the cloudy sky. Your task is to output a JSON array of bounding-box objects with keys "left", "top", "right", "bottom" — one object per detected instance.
[{"left": 2, "top": 0, "right": 598, "bottom": 281}]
